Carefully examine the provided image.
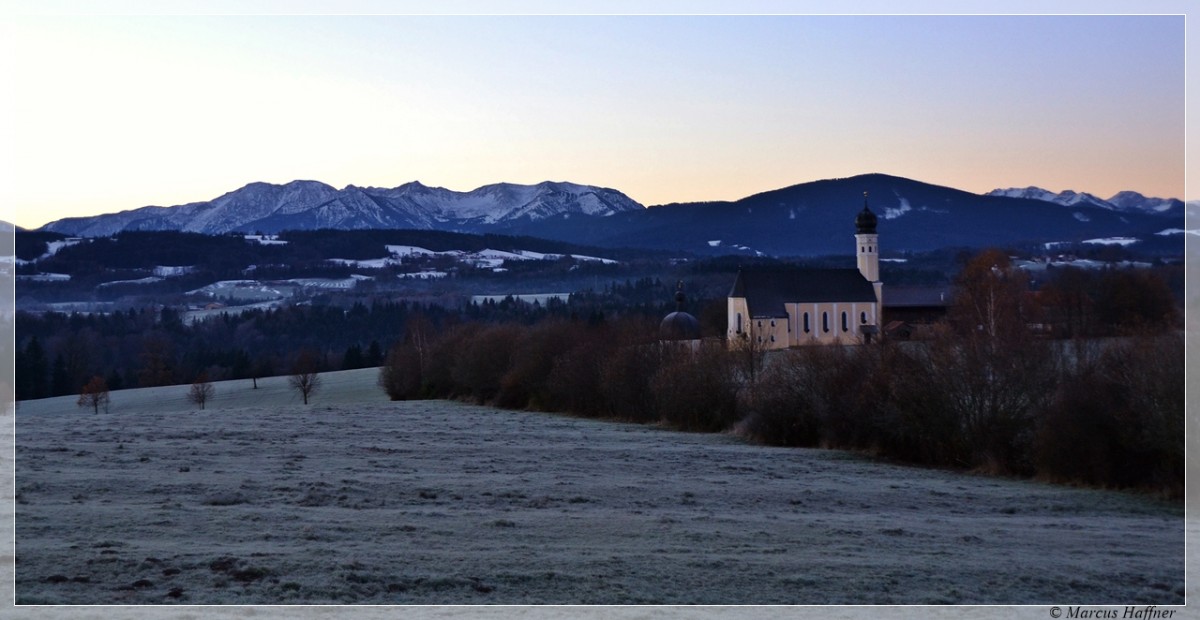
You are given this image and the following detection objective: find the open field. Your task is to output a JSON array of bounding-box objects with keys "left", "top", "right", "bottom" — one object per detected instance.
[{"left": 15, "top": 369, "right": 1184, "bottom": 604}]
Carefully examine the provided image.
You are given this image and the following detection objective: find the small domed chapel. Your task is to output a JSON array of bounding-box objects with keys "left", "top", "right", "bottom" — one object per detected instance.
[{"left": 727, "top": 194, "right": 883, "bottom": 348}]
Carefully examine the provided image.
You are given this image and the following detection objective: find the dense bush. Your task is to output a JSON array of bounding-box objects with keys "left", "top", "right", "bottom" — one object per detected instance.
[
  {"left": 376, "top": 316, "right": 745, "bottom": 432},
  {"left": 1033, "top": 335, "right": 1183, "bottom": 495},
  {"left": 378, "top": 342, "right": 423, "bottom": 401},
  {"left": 734, "top": 350, "right": 822, "bottom": 447},
  {"left": 652, "top": 345, "right": 740, "bottom": 432},
  {"left": 747, "top": 333, "right": 1180, "bottom": 495},
  {"left": 597, "top": 342, "right": 661, "bottom": 423},
  {"left": 542, "top": 338, "right": 612, "bottom": 417},
  {"left": 495, "top": 321, "right": 580, "bottom": 410}
]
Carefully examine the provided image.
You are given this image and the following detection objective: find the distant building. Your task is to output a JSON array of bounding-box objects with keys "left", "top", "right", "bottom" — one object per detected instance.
[
  {"left": 727, "top": 194, "right": 882, "bottom": 348},
  {"left": 881, "top": 286, "right": 953, "bottom": 340}
]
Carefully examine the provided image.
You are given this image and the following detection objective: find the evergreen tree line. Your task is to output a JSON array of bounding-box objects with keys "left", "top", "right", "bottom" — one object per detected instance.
[
  {"left": 13, "top": 281, "right": 710, "bottom": 401},
  {"left": 13, "top": 302, "right": 440, "bottom": 400}
]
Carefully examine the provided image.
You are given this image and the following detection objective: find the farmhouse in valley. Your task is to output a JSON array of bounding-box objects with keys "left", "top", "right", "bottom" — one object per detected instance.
[{"left": 727, "top": 194, "right": 883, "bottom": 348}]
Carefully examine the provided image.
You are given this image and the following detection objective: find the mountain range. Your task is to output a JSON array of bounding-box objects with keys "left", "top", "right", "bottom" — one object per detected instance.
[
  {"left": 42, "top": 180, "right": 642, "bottom": 237},
  {"left": 39, "top": 174, "right": 1184, "bottom": 257},
  {"left": 985, "top": 187, "right": 1183, "bottom": 214}
]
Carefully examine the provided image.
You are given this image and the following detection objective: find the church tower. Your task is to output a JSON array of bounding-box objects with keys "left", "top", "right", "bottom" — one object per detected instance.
[
  {"left": 855, "top": 192, "right": 879, "bottom": 282},
  {"left": 855, "top": 192, "right": 883, "bottom": 309}
]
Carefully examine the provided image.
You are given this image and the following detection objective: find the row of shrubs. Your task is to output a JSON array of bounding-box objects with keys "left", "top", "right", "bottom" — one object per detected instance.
[
  {"left": 380, "top": 317, "right": 1183, "bottom": 497},
  {"left": 379, "top": 317, "right": 741, "bottom": 431},
  {"left": 743, "top": 332, "right": 1183, "bottom": 496}
]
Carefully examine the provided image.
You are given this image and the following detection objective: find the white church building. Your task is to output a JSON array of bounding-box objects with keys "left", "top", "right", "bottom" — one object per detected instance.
[{"left": 727, "top": 194, "right": 883, "bottom": 349}]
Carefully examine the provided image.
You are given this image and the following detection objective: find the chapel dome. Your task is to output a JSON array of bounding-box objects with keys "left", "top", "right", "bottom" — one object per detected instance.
[
  {"left": 660, "top": 282, "right": 701, "bottom": 341},
  {"left": 660, "top": 311, "right": 702, "bottom": 341}
]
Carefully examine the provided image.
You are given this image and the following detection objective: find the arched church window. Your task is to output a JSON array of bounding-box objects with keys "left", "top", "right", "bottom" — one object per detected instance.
[
  {"left": 841, "top": 312, "right": 848, "bottom": 332},
  {"left": 822, "top": 312, "right": 829, "bottom": 333},
  {"left": 803, "top": 313, "right": 810, "bottom": 333},
  {"left": 861, "top": 311, "right": 868, "bottom": 324},
  {"left": 736, "top": 313, "right": 742, "bottom": 334}
]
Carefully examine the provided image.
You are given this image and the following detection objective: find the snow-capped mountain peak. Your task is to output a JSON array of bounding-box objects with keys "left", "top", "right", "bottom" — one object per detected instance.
[
  {"left": 41, "top": 180, "right": 647, "bottom": 236},
  {"left": 987, "top": 186, "right": 1062, "bottom": 203},
  {"left": 1106, "top": 191, "right": 1183, "bottom": 214},
  {"left": 986, "top": 186, "right": 1181, "bottom": 215}
]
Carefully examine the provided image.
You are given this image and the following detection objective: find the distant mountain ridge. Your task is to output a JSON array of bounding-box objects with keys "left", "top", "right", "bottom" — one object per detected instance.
[
  {"left": 38, "top": 174, "right": 1184, "bottom": 257},
  {"left": 986, "top": 186, "right": 1182, "bottom": 215},
  {"left": 42, "top": 180, "right": 644, "bottom": 237},
  {"left": 490, "top": 173, "right": 1183, "bottom": 256}
]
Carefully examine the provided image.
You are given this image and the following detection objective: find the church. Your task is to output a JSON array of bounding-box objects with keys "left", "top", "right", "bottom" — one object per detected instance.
[{"left": 727, "top": 195, "right": 882, "bottom": 348}]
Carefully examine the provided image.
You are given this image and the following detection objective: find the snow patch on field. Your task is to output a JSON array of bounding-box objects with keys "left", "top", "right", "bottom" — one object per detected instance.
[
  {"left": 283, "top": 278, "right": 357, "bottom": 290},
  {"left": 13, "top": 370, "right": 1183, "bottom": 605},
  {"left": 1155, "top": 228, "right": 1200, "bottom": 237},
  {"left": 339, "top": 246, "right": 617, "bottom": 270},
  {"left": 385, "top": 245, "right": 440, "bottom": 257},
  {"left": 882, "top": 197, "right": 913, "bottom": 219},
  {"left": 244, "top": 235, "right": 287, "bottom": 245},
  {"left": 19, "top": 237, "right": 84, "bottom": 264},
  {"left": 397, "top": 271, "right": 448, "bottom": 279},
  {"left": 1083, "top": 237, "right": 1140, "bottom": 246},
  {"left": 327, "top": 257, "right": 400, "bottom": 269},
  {"left": 17, "top": 273, "right": 71, "bottom": 282},
  {"left": 153, "top": 265, "right": 195, "bottom": 277},
  {"left": 97, "top": 277, "right": 165, "bottom": 288}
]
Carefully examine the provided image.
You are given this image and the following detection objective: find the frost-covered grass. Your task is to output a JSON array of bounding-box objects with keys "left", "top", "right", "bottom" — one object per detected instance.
[{"left": 15, "top": 371, "right": 1184, "bottom": 605}]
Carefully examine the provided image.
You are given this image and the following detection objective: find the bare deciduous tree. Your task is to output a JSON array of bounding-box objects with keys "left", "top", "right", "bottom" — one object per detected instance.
[
  {"left": 188, "top": 372, "right": 215, "bottom": 409},
  {"left": 77, "top": 375, "right": 110, "bottom": 414},
  {"left": 379, "top": 314, "right": 438, "bottom": 401},
  {"left": 289, "top": 351, "right": 321, "bottom": 405},
  {"left": 950, "top": 249, "right": 1030, "bottom": 342}
]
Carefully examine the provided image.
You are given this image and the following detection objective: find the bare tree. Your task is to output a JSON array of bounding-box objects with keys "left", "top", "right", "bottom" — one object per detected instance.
[
  {"left": 77, "top": 375, "right": 110, "bottom": 414},
  {"left": 379, "top": 342, "right": 422, "bottom": 401},
  {"left": 289, "top": 351, "right": 321, "bottom": 405},
  {"left": 950, "top": 249, "right": 1030, "bottom": 342},
  {"left": 379, "top": 314, "right": 438, "bottom": 401},
  {"left": 188, "top": 372, "right": 215, "bottom": 410},
  {"left": 730, "top": 331, "right": 767, "bottom": 394}
]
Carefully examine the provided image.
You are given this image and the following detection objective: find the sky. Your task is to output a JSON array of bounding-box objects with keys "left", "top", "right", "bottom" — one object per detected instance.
[{"left": 0, "top": 6, "right": 1189, "bottom": 230}]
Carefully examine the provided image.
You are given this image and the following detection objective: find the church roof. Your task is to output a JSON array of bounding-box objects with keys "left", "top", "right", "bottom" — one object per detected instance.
[
  {"left": 660, "top": 311, "right": 702, "bottom": 341},
  {"left": 884, "top": 286, "right": 953, "bottom": 308},
  {"left": 729, "top": 267, "right": 877, "bottom": 317}
]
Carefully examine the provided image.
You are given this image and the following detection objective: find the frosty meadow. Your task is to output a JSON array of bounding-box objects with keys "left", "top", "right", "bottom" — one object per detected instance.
[{"left": 15, "top": 369, "right": 1184, "bottom": 605}]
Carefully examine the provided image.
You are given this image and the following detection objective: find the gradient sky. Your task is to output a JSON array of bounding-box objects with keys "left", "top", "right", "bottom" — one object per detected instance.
[{"left": 0, "top": 9, "right": 1188, "bottom": 230}]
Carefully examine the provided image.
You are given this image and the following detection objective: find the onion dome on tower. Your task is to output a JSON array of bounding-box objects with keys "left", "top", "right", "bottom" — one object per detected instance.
[
  {"left": 660, "top": 281, "right": 701, "bottom": 341},
  {"left": 855, "top": 192, "right": 878, "bottom": 234}
]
